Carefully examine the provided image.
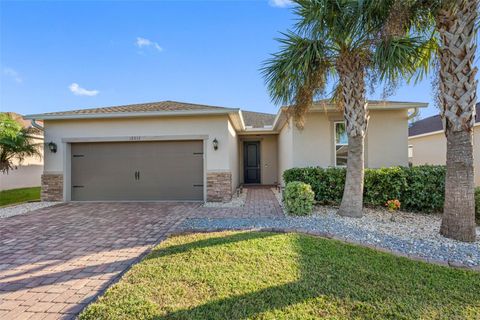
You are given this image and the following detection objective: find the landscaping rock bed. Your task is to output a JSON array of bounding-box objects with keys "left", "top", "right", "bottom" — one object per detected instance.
[
  {"left": 181, "top": 206, "right": 480, "bottom": 269},
  {"left": 0, "top": 201, "right": 61, "bottom": 219}
]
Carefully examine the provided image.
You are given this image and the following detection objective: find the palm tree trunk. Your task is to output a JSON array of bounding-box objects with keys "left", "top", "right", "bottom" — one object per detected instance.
[
  {"left": 336, "top": 53, "right": 369, "bottom": 218},
  {"left": 441, "top": 130, "right": 476, "bottom": 241},
  {"left": 338, "top": 135, "right": 365, "bottom": 217},
  {"left": 437, "top": 0, "right": 477, "bottom": 242}
]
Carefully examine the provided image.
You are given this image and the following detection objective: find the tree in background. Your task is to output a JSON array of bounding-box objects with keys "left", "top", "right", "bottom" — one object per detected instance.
[{"left": 0, "top": 113, "right": 42, "bottom": 173}]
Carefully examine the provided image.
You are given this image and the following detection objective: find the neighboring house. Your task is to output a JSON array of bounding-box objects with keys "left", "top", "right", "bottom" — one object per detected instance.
[
  {"left": 408, "top": 103, "right": 480, "bottom": 186},
  {"left": 0, "top": 112, "right": 44, "bottom": 191},
  {"left": 25, "top": 100, "right": 426, "bottom": 202}
]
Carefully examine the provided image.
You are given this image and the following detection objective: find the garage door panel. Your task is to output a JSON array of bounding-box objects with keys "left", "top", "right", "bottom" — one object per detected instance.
[
  {"left": 71, "top": 141, "right": 204, "bottom": 201},
  {"left": 72, "top": 142, "right": 139, "bottom": 201}
]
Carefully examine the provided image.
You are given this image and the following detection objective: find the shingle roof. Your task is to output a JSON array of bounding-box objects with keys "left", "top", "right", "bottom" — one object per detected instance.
[
  {"left": 313, "top": 99, "right": 422, "bottom": 106},
  {"left": 28, "top": 100, "right": 278, "bottom": 129},
  {"left": 242, "top": 111, "right": 276, "bottom": 128},
  {"left": 409, "top": 103, "right": 480, "bottom": 136},
  {"left": 39, "top": 100, "right": 234, "bottom": 116}
]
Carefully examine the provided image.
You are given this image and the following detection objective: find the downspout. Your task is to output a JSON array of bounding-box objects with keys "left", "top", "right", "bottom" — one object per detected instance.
[
  {"left": 30, "top": 119, "right": 44, "bottom": 131},
  {"left": 408, "top": 107, "right": 419, "bottom": 120}
]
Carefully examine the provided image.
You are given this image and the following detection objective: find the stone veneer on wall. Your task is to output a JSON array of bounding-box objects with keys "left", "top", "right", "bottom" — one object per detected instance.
[
  {"left": 41, "top": 174, "right": 63, "bottom": 201},
  {"left": 207, "top": 171, "right": 232, "bottom": 202}
]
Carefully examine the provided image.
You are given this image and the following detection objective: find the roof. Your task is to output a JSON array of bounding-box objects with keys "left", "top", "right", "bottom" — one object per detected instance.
[
  {"left": 242, "top": 110, "right": 276, "bottom": 128},
  {"left": 24, "top": 100, "right": 276, "bottom": 129},
  {"left": 409, "top": 103, "right": 480, "bottom": 137},
  {"left": 2, "top": 112, "right": 43, "bottom": 129},
  {"left": 36, "top": 100, "right": 234, "bottom": 116},
  {"left": 25, "top": 99, "right": 426, "bottom": 133},
  {"left": 309, "top": 99, "right": 428, "bottom": 110}
]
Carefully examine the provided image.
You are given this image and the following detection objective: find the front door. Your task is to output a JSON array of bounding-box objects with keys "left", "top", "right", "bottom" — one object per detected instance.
[{"left": 244, "top": 141, "right": 261, "bottom": 184}]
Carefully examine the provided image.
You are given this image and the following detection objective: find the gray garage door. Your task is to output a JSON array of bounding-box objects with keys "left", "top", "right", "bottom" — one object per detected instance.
[{"left": 71, "top": 141, "right": 204, "bottom": 201}]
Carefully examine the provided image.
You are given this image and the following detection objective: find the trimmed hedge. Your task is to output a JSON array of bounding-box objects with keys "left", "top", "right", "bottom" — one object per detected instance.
[{"left": 283, "top": 165, "right": 445, "bottom": 213}]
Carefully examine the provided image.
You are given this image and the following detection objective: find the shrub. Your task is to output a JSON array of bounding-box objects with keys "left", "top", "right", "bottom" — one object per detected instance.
[
  {"left": 284, "top": 165, "right": 445, "bottom": 213},
  {"left": 475, "top": 188, "right": 480, "bottom": 224},
  {"left": 284, "top": 181, "right": 315, "bottom": 216}
]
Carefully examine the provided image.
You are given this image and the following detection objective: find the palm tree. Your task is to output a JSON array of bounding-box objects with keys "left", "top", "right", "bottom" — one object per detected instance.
[
  {"left": 438, "top": 0, "right": 478, "bottom": 242},
  {"left": 0, "top": 113, "right": 42, "bottom": 173},
  {"left": 263, "top": 0, "right": 422, "bottom": 217},
  {"left": 432, "top": 0, "right": 477, "bottom": 242},
  {"left": 385, "top": 0, "right": 478, "bottom": 241}
]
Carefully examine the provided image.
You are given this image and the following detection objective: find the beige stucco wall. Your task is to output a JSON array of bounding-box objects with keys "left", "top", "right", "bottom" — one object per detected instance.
[
  {"left": 228, "top": 120, "right": 239, "bottom": 191},
  {"left": 278, "top": 121, "right": 293, "bottom": 185},
  {"left": 44, "top": 115, "right": 231, "bottom": 173},
  {"left": 43, "top": 115, "right": 236, "bottom": 200},
  {"left": 409, "top": 126, "right": 480, "bottom": 186},
  {"left": 277, "top": 109, "right": 409, "bottom": 184},
  {"left": 289, "top": 108, "right": 408, "bottom": 168},
  {"left": 0, "top": 165, "right": 43, "bottom": 191},
  {"left": 366, "top": 109, "right": 409, "bottom": 168},
  {"left": 238, "top": 134, "right": 278, "bottom": 185},
  {"left": 0, "top": 137, "right": 44, "bottom": 191},
  {"left": 409, "top": 132, "right": 446, "bottom": 166},
  {"left": 292, "top": 112, "right": 335, "bottom": 168}
]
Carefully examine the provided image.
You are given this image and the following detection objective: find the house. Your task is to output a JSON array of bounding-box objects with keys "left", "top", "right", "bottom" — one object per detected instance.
[
  {"left": 0, "top": 112, "right": 44, "bottom": 191},
  {"left": 24, "top": 100, "right": 426, "bottom": 202},
  {"left": 408, "top": 103, "right": 480, "bottom": 186}
]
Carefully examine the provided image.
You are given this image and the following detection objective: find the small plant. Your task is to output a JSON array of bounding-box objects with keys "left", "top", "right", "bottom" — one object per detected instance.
[
  {"left": 284, "top": 181, "right": 315, "bottom": 216},
  {"left": 385, "top": 199, "right": 401, "bottom": 212}
]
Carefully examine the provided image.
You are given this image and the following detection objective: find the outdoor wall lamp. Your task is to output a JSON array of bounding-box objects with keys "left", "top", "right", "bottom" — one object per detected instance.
[
  {"left": 48, "top": 142, "right": 57, "bottom": 153},
  {"left": 213, "top": 138, "right": 219, "bottom": 150}
]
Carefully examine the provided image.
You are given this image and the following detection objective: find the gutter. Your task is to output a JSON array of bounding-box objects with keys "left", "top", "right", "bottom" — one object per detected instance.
[{"left": 23, "top": 108, "right": 241, "bottom": 121}]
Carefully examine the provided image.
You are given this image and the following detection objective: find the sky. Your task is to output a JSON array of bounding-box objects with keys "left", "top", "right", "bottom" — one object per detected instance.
[{"left": 0, "top": 0, "right": 476, "bottom": 119}]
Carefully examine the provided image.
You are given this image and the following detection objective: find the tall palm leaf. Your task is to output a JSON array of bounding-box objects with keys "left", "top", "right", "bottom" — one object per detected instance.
[{"left": 262, "top": 32, "right": 332, "bottom": 129}]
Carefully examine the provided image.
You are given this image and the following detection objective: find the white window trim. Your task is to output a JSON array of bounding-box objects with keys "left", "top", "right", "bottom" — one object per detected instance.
[{"left": 334, "top": 121, "right": 347, "bottom": 167}]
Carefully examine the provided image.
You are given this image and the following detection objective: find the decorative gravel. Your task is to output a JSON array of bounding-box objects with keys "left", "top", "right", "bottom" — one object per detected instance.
[
  {"left": 203, "top": 188, "right": 247, "bottom": 208},
  {"left": 181, "top": 206, "right": 480, "bottom": 268},
  {"left": 0, "top": 201, "right": 61, "bottom": 219}
]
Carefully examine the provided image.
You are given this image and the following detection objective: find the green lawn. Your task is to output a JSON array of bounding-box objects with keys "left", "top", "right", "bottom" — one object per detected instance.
[
  {"left": 80, "top": 231, "right": 480, "bottom": 320},
  {"left": 0, "top": 187, "right": 40, "bottom": 207}
]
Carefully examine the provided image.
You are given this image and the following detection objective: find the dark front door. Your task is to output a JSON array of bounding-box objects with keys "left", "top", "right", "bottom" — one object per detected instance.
[{"left": 244, "top": 141, "right": 261, "bottom": 184}]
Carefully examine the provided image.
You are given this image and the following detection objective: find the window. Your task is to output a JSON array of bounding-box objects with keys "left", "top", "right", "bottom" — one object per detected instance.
[{"left": 335, "top": 122, "right": 348, "bottom": 166}]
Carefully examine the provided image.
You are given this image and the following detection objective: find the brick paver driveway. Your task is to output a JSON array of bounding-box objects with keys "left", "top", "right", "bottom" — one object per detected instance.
[
  {"left": 0, "top": 202, "right": 197, "bottom": 319},
  {"left": 0, "top": 187, "right": 282, "bottom": 319}
]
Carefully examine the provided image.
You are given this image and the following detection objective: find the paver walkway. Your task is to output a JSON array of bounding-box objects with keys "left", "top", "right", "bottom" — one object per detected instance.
[
  {"left": 195, "top": 186, "right": 284, "bottom": 218},
  {"left": 0, "top": 187, "right": 281, "bottom": 319}
]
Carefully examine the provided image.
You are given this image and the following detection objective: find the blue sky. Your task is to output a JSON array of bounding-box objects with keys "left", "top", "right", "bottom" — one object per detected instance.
[{"left": 0, "top": 0, "right": 471, "bottom": 119}]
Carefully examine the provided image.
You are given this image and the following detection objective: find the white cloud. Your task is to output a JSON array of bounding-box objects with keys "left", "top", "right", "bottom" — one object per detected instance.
[
  {"left": 3, "top": 67, "right": 22, "bottom": 83},
  {"left": 269, "top": 0, "right": 293, "bottom": 7},
  {"left": 135, "top": 37, "right": 163, "bottom": 52},
  {"left": 69, "top": 83, "right": 99, "bottom": 96}
]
